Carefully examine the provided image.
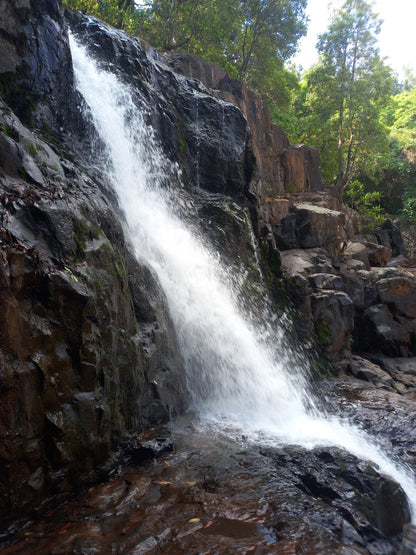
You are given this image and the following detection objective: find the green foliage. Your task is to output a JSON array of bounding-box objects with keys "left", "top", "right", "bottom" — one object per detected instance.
[
  {"left": 72, "top": 217, "right": 89, "bottom": 262},
  {"left": 287, "top": 0, "right": 393, "bottom": 193},
  {"left": 92, "top": 227, "right": 101, "bottom": 239},
  {"left": 388, "top": 86, "right": 416, "bottom": 149},
  {"left": 362, "top": 84, "right": 416, "bottom": 215},
  {"left": 259, "top": 240, "right": 282, "bottom": 304},
  {"left": 314, "top": 318, "right": 332, "bottom": 347},
  {"left": 115, "top": 259, "right": 127, "bottom": 279},
  {"left": 401, "top": 186, "right": 416, "bottom": 223},
  {"left": 64, "top": 0, "right": 307, "bottom": 119},
  {"left": 264, "top": 65, "right": 302, "bottom": 126},
  {"left": 343, "top": 180, "right": 386, "bottom": 233},
  {"left": 65, "top": 266, "right": 79, "bottom": 283},
  {"left": 0, "top": 122, "right": 18, "bottom": 141},
  {"left": 28, "top": 142, "right": 38, "bottom": 156},
  {"left": 63, "top": 0, "right": 144, "bottom": 34}
]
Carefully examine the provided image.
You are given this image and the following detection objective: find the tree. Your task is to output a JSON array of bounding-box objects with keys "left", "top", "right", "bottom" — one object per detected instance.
[
  {"left": 64, "top": 0, "right": 307, "bottom": 115},
  {"left": 234, "top": 0, "right": 307, "bottom": 81},
  {"left": 140, "top": 0, "right": 307, "bottom": 91},
  {"left": 138, "top": 0, "right": 241, "bottom": 64},
  {"left": 63, "top": 0, "right": 143, "bottom": 34},
  {"left": 298, "top": 0, "right": 393, "bottom": 196},
  {"left": 372, "top": 84, "right": 416, "bottom": 216},
  {"left": 343, "top": 179, "right": 386, "bottom": 233}
]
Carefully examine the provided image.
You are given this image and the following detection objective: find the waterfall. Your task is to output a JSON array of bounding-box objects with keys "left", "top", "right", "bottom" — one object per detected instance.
[{"left": 69, "top": 33, "right": 416, "bottom": 518}]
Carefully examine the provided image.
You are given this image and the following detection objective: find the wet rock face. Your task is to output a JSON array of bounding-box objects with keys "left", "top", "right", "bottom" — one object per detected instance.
[
  {"left": 1, "top": 0, "right": 415, "bottom": 539},
  {"left": 0, "top": 97, "right": 186, "bottom": 519},
  {"left": 0, "top": 0, "right": 75, "bottom": 134},
  {"left": 66, "top": 11, "right": 255, "bottom": 201},
  {"left": 165, "top": 51, "right": 324, "bottom": 210},
  {"left": 311, "top": 290, "right": 354, "bottom": 359},
  {"left": 0, "top": 1, "right": 267, "bottom": 521},
  {"left": 278, "top": 248, "right": 353, "bottom": 365},
  {"left": 278, "top": 243, "right": 416, "bottom": 366}
]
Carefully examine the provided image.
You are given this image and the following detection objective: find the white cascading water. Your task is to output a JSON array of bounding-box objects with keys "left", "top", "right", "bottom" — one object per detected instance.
[{"left": 69, "top": 33, "right": 416, "bottom": 518}]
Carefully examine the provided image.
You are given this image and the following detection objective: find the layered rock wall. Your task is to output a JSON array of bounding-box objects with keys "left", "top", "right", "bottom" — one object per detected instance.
[
  {"left": 0, "top": 2, "right": 189, "bottom": 518},
  {"left": 165, "top": 53, "right": 324, "bottom": 212}
]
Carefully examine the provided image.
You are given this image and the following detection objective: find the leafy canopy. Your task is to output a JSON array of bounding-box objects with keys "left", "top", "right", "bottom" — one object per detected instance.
[
  {"left": 370, "top": 84, "right": 416, "bottom": 218},
  {"left": 288, "top": 0, "right": 393, "bottom": 195},
  {"left": 343, "top": 179, "right": 386, "bottom": 233},
  {"left": 63, "top": 0, "right": 307, "bottom": 113}
]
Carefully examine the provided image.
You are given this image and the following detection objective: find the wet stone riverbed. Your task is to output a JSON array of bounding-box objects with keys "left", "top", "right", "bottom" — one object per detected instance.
[{"left": 1, "top": 374, "right": 416, "bottom": 554}]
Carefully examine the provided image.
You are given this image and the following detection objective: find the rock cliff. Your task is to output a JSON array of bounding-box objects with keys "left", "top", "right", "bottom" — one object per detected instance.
[
  {"left": 0, "top": 1, "right": 187, "bottom": 518},
  {"left": 0, "top": 1, "right": 415, "bottom": 538}
]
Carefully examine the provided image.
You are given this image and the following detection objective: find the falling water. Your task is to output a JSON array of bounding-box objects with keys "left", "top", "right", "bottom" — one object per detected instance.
[{"left": 69, "top": 33, "right": 416, "bottom": 518}]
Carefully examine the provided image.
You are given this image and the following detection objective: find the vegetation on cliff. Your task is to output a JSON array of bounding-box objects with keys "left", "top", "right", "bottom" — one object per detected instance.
[
  {"left": 288, "top": 1, "right": 393, "bottom": 195},
  {"left": 63, "top": 0, "right": 307, "bottom": 113}
]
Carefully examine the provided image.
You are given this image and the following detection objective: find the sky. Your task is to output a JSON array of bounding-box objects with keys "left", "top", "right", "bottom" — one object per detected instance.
[{"left": 291, "top": 0, "right": 416, "bottom": 80}]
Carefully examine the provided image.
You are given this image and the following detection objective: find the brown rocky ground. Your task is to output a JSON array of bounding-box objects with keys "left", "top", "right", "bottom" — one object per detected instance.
[{"left": 2, "top": 370, "right": 416, "bottom": 555}]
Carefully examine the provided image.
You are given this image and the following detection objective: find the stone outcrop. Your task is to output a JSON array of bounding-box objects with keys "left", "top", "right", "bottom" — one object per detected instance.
[
  {"left": 0, "top": 97, "right": 187, "bottom": 518},
  {"left": 342, "top": 241, "right": 371, "bottom": 270},
  {"left": 279, "top": 242, "right": 416, "bottom": 369},
  {"left": 367, "top": 242, "right": 392, "bottom": 267},
  {"left": 353, "top": 269, "right": 416, "bottom": 357},
  {"left": 279, "top": 249, "right": 354, "bottom": 366},
  {"left": 272, "top": 202, "right": 345, "bottom": 256},
  {"left": 366, "top": 355, "right": 416, "bottom": 395},
  {"left": 376, "top": 219, "right": 405, "bottom": 258},
  {"left": 164, "top": 52, "right": 324, "bottom": 206}
]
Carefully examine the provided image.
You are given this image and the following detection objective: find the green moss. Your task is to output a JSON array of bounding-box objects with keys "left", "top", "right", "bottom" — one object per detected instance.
[
  {"left": 115, "top": 259, "right": 127, "bottom": 280},
  {"left": 260, "top": 241, "right": 282, "bottom": 294},
  {"left": 0, "top": 63, "right": 40, "bottom": 126},
  {"left": 275, "top": 276, "right": 302, "bottom": 308},
  {"left": 314, "top": 318, "right": 332, "bottom": 347},
  {"left": 286, "top": 182, "right": 300, "bottom": 194},
  {"left": 92, "top": 227, "right": 100, "bottom": 240},
  {"left": 132, "top": 70, "right": 149, "bottom": 91},
  {"left": 176, "top": 118, "right": 187, "bottom": 159},
  {"left": 18, "top": 166, "right": 28, "bottom": 180},
  {"left": 310, "top": 357, "right": 336, "bottom": 379},
  {"left": 0, "top": 122, "right": 18, "bottom": 141},
  {"left": 28, "top": 141, "right": 38, "bottom": 156},
  {"left": 72, "top": 217, "right": 89, "bottom": 262},
  {"left": 178, "top": 135, "right": 186, "bottom": 158},
  {"left": 80, "top": 206, "right": 89, "bottom": 218},
  {"left": 40, "top": 122, "right": 64, "bottom": 155}
]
